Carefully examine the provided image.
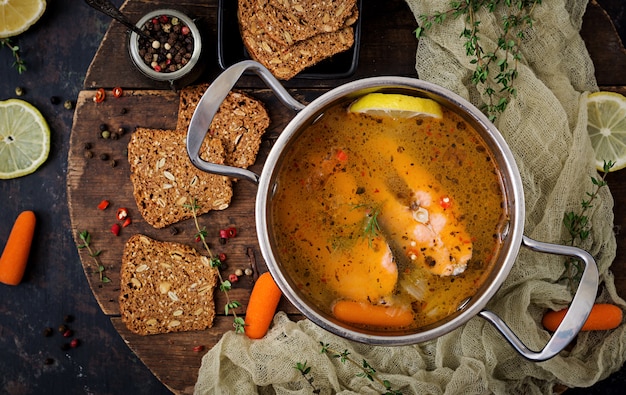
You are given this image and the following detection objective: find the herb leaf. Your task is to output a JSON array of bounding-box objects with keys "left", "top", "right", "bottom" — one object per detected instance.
[
  {"left": 0, "top": 38, "right": 26, "bottom": 74},
  {"left": 562, "top": 160, "right": 614, "bottom": 292},
  {"left": 75, "top": 230, "right": 108, "bottom": 283},
  {"left": 186, "top": 198, "right": 245, "bottom": 333},
  {"left": 415, "top": 0, "right": 542, "bottom": 121}
]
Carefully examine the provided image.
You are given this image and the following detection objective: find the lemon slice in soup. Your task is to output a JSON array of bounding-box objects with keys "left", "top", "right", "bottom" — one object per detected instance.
[{"left": 349, "top": 93, "right": 443, "bottom": 119}]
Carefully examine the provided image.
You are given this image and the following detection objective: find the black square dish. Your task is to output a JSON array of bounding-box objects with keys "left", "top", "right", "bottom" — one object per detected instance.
[{"left": 217, "top": 0, "right": 362, "bottom": 79}]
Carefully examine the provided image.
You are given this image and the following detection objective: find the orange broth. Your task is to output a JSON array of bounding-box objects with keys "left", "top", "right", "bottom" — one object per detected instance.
[{"left": 270, "top": 100, "right": 507, "bottom": 331}]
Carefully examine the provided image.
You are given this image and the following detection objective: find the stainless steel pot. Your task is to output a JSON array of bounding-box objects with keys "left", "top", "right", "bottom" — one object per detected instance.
[{"left": 186, "top": 60, "right": 598, "bottom": 361}]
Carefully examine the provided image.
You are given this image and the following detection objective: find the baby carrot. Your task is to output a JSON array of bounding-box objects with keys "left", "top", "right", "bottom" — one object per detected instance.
[
  {"left": 0, "top": 211, "right": 36, "bottom": 285},
  {"left": 332, "top": 300, "right": 414, "bottom": 328},
  {"left": 542, "top": 303, "right": 623, "bottom": 332},
  {"left": 244, "top": 272, "right": 283, "bottom": 339}
]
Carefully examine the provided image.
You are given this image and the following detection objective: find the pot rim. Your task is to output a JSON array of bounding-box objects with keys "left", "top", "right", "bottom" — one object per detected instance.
[{"left": 255, "top": 76, "right": 526, "bottom": 345}]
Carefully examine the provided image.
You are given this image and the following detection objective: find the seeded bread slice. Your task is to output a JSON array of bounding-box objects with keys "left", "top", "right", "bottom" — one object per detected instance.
[
  {"left": 128, "top": 128, "right": 233, "bottom": 229},
  {"left": 260, "top": 0, "right": 358, "bottom": 46},
  {"left": 269, "top": 0, "right": 356, "bottom": 21},
  {"left": 119, "top": 234, "right": 218, "bottom": 335},
  {"left": 238, "top": 0, "right": 355, "bottom": 80},
  {"left": 176, "top": 84, "right": 271, "bottom": 168}
]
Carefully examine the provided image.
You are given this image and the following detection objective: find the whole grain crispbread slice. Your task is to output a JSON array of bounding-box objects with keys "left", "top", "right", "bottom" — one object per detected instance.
[
  {"left": 238, "top": 0, "right": 354, "bottom": 80},
  {"left": 259, "top": 0, "right": 358, "bottom": 46},
  {"left": 176, "top": 84, "right": 270, "bottom": 168},
  {"left": 119, "top": 234, "right": 218, "bottom": 335},
  {"left": 269, "top": 0, "right": 356, "bottom": 21},
  {"left": 128, "top": 127, "right": 233, "bottom": 229}
]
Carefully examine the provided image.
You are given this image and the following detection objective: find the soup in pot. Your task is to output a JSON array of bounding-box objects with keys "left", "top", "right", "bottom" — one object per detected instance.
[{"left": 270, "top": 97, "right": 508, "bottom": 331}]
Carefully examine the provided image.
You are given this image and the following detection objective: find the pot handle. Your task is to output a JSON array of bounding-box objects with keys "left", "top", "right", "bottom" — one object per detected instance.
[
  {"left": 186, "top": 60, "right": 306, "bottom": 184},
  {"left": 478, "top": 235, "right": 598, "bottom": 361}
]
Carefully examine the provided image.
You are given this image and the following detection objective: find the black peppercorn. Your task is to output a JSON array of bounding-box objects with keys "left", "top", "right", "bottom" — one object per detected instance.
[
  {"left": 120, "top": 107, "right": 127, "bottom": 115},
  {"left": 84, "top": 150, "right": 93, "bottom": 159},
  {"left": 169, "top": 227, "right": 178, "bottom": 235},
  {"left": 110, "top": 132, "right": 119, "bottom": 140},
  {"left": 42, "top": 327, "right": 54, "bottom": 337},
  {"left": 137, "top": 14, "right": 195, "bottom": 73},
  {"left": 64, "top": 315, "right": 75, "bottom": 323},
  {"left": 83, "top": 143, "right": 92, "bottom": 150},
  {"left": 99, "top": 153, "right": 109, "bottom": 161},
  {"left": 44, "top": 358, "right": 55, "bottom": 365},
  {"left": 50, "top": 96, "right": 61, "bottom": 105},
  {"left": 58, "top": 324, "right": 67, "bottom": 333},
  {"left": 60, "top": 343, "right": 70, "bottom": 351}
]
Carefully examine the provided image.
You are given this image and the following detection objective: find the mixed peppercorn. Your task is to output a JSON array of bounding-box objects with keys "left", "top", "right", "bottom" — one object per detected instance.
[
  {"left": 137, "top": 14, "right": 194, "bottom": 73},
  {"left": 42, "top": 314, "right": 80, "bottom": 366}
]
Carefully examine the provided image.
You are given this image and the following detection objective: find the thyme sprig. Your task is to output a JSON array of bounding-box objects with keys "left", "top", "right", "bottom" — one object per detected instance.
[
  {"left": 185, "top": 198, "right": 245, "bottom": 333},
  {"left": 562, "top": 160, "right": 614, "bottom": 292},
  {"left": 307, "top": 342, "right": 402, "bottom": 395},
  {"left": 0, "top": 38, "right": 26, "bottom": 74},
  {"left": 415, "top": 0, "right": 542, "bottom": 121},
  {"left": 295, "top": 361, "right": 321, "bottom": 394},
  {"left": 76, "top": 230, "right": 110, "bottom": 283}
]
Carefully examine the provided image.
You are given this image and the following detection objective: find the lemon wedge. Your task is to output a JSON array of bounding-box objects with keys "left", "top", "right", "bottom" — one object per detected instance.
[
  {"left": 0, "top": 0, "right": 46, "bottom": 38},
  {"left": 587, "top": 91, "right": 626, "bottom": 172},
  {"left": 349, "top": 93, "right": 443, "bottom": 119},
  {"left": 0, "top": 99, "right": 50, "bottom": 179}
]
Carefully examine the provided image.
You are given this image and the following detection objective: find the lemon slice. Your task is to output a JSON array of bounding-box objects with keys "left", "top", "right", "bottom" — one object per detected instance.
[
  {"left": 349, "top": 93, "right": 443, "bottom": 119},
  {"left": 587, "top": 91, "right": 626, "bottom": 172},
  {"left": 0, "top": 99, "right": 50, "bottom": 179},
  {"left": 0, "top": 0, "right": 46, "bottom": 38}
]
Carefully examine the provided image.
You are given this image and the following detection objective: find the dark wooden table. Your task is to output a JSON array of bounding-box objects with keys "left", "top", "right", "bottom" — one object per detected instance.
[{"left": 1, "top": 0, "right": 625, "bottom": 394}]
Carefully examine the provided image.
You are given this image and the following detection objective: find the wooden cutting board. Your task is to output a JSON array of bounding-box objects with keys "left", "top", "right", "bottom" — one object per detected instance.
[{"left": 66, "top": 86, "right": 326, "bottom": 392}]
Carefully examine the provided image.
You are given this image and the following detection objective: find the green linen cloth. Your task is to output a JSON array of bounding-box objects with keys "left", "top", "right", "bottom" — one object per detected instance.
[{"left": 194, "top": 1, "right": 626, "bottom": 393}]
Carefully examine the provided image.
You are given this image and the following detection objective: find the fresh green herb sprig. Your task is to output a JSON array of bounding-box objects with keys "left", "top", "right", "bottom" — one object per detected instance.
[
  {"left": 562, "top": 160, "right": 614, "bottom": 292},
  {"left": 309, "top": 342, "right": 402, "bottom": 395},
  {"left": 295, "top": 361, "right": 321, "bottom": 394},
  {"left": 0, "top": 38, "right": 26, "bottom": 74},
  {"left": 352, "top": 204, "right": 382, "bottom": 248},
  {"left": 415, "top": 0, "right": 542, "bottom": 121},
  {"left": 76, "top": 230, "right": 110, "bottom": 283},
  {"left": 364, "top": 206, "right": 382, "bottom": 247},
  {"left": 185, "top": 198, "right": 245, "bottom": 333}
]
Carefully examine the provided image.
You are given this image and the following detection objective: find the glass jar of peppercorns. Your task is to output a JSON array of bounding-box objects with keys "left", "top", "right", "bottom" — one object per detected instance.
[{"left": 128, "top": 9, "right": 203, "bottom": 89}]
